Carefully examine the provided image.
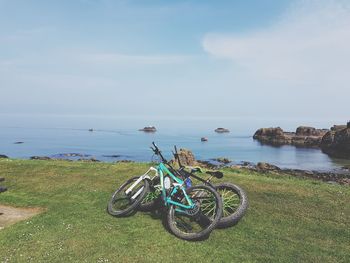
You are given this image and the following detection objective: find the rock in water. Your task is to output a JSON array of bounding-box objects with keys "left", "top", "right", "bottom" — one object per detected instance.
[
  {"left": 215, "top": 128, "right": 230, "bottom": 133},
  {"left": 321, "top": 125, "right": 350, "bottom": 159},
  {"left": 139, "top": 126, "right": 157, "bottom": 132},
  {"left": 201, "top": 137, "right": 208, "bottom": 142},
  {"left": 253, "top": 127, "right": 290, "bottom": 145},
  {"left": 296, "top": 126, "right": 328, "bottom": 136},
  {"left": 253, "top": 126, "right": 328, "bottom": 147}
]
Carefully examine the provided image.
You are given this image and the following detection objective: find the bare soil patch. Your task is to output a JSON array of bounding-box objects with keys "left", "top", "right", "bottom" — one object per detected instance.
[{"left": 0, "top": 205, "right": 43, "bottom": 230}]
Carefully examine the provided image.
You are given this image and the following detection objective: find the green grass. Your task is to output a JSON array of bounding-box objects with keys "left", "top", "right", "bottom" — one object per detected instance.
[{"left": 0, "top": 159, "right": 349, "bottom": 262}]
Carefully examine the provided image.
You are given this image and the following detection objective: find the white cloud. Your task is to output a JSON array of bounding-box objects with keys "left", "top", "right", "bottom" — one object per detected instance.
[{"left": 202, "top": 0, "right": 350, "bottom": 92}]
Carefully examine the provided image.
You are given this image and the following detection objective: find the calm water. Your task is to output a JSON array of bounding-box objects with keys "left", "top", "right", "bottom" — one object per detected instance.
[{"left": 1, "top": 116, "right": 349, "bottom": 172}]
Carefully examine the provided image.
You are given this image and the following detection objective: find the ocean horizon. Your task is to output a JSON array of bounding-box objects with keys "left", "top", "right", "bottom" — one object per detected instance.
[{"left": 1, "top": 114, "right": 349, "bottom": 172}]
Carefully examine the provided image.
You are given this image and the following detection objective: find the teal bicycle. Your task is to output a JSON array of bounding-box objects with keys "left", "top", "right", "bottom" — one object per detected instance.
[{"left": 107, "top": 142, "right": 223, "bottom": 240}]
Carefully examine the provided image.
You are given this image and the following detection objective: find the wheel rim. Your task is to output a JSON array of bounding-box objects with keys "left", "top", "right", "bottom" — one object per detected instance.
[
  {"left": 217, "top": 187, "right": 240, "bottom": 217},
  {"left": 172, "top": 187, "right": 218, "bottom": 235},
  {"left": 110, "top": 179, "right": 146, "bottom": 212}
]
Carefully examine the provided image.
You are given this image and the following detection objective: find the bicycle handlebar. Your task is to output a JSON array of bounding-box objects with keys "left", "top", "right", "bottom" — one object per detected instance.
[{"left": 151, "top": 142, "right": 167, "bottom": 163}]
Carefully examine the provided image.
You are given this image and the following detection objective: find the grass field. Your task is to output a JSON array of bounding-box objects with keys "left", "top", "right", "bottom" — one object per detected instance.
[{"left": 0, "top": 159, "right": 349, "bottom": 262}]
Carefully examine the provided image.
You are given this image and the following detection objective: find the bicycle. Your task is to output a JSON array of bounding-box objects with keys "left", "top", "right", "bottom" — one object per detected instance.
[
  {"left": 107, "top": 142, "right": 223, "bottom": 241},
  {"left": 140, "top": 146, "right": 248, "bottom": 228}
]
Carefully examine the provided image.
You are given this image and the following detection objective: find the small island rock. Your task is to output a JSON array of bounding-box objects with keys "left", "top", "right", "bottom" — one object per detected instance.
[
  {"left": 215, "top": 128, "right": 230, "bottom": 133},
  {"left": 139, "top": 126, "right": 157, "bottom": 132}
]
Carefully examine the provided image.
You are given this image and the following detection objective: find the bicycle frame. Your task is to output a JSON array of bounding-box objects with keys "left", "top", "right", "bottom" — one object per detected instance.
[
  {"left": 125, "top": 162, "right": 195, "bottom": 211},
  {"left": 157, "top": 163, "right": 194, "bottom": 211}
]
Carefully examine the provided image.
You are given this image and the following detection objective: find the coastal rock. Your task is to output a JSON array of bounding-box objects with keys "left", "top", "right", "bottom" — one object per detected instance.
[
  {"left": 201, "top": 137, "right": 208, "bottom": 142},
  {"left": 139, "top": 126, "right": 157, "bottom": 132},
  {"left": 253, "top": 126, "right": 328, "bottom": 147},
  {"left": 253, "top": 127, "right": 290, "bottom": 145},
  {"left": 77, "top": 158, "right": 100, "bottom": 162},
  {"left": 102, "top": 154, "right": 121, "bottom": 158},
  {"left": 215, "top": 128, "right": 230, "bottom": 133},
  {"left": 196, "top": 160, "right": 219, "bottom": 169},
  {"left": 321, "top": 125, "right": 350, "bottom": 159},
  {"left": 175, "top": 149, "right": 197, "bottom": 166},
  {"left": 30, "top": 156, "right": 51, "bottom": 160},
  {"left": 0, "top": 154, "right": 9, "bottom": 159},
  {"left": 213, "top": 157, "right": 231, "bottom": 164},
  {"left": 296, "top": 126, "right": 327, "bottom": 136},
  {"left": 14, "top": 141, "right": 24, "bottom": 144},
  {"left": 331, "top": 125, "right": 347, "bottom": 131},
  {"left": 116, "top": 160, "right": 134, "bottom": 163},
  {"left": 256, "top": 162, "right": 281, "bottom": 171},
  {"left": 233, "top": 163, "right": 350, "bottom": 185},
  {"left": 54, "top": 153, "right": 90, "bottom": 158}
]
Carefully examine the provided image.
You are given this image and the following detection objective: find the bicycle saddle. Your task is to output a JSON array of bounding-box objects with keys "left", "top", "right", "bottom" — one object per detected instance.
[{"left": 205, "top": 171, "right": 224, "bottom": 179}]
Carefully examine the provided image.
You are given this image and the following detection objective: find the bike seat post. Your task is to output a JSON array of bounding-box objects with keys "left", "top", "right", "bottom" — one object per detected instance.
[{"left": 206, "top": 176, "right": 213, "bottom": 183}]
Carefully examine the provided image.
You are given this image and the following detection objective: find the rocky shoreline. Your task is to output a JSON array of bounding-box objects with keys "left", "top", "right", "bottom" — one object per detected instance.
[
  {"left": 1, "top": 151, "right": 349, "bottom": 185},
  {"left": 231, "top": 162, "right": 350, "bottom": 186},
  {"left": 254, "top": 122, "right": 350, "bottom": 159},
  {"left": 171, "top": 149, "right": 350, "bottom": 185}
]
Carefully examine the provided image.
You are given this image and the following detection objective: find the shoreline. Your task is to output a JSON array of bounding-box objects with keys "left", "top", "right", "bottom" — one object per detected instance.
[{"left": 1, "top": 156, "right": 349, "bottom": 185}]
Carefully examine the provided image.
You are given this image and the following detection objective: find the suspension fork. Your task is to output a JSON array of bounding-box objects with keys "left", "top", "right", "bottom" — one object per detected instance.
[{"left": 124, "top": 167, "right": 157, "bottom": 196}]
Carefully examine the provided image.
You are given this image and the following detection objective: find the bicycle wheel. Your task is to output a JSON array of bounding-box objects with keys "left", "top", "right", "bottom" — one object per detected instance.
[
  {"left": 167, "top": 185, "right": 222, "bottom": 241},
  {"left": 107, "top": 176, "right": 149, "bottom": 217},
  {"left": 215, "top": 183, "right": 248, "bottom": 228},
  {"left": 138, "top": 177, "right": 161, "bottom": 211}
]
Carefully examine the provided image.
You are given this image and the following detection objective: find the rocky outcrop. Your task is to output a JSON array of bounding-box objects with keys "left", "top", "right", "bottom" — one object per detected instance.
[
  {"left": 139, "top": 126, "right": 157, "bottom": 132},
  {"left": 102, "top": 155, "right": 121, "bottom": 158},
  {"left": 253, "top": 126, "right": 328, "bottom": 147},
  {"left": 256, "top": 162, "right": 281, "bottom": 171},
  {"left": 174, "top": 149, "right": 197, "bottom": 166},
  {"left": 30, "top": 156, "right": 51, "bottom": 160},
  {"left": 0, "top": 154, "right": 9, "bottom": 159},
  {"left": 230, "top": 162, "right": 350, "bottom": 185},
  {"left": 215, "top": 128, "right": 230, "bottom": 133},
  {"left": 321, "top": 125, "right": 350, "bottom": 159},
  {"left": 253, "top": 127, "right": 289, "bottom": 145},
  {"left": 213, "top": 157, "right": 231, "bottom": 164},
  {"left": 77, "top": 158, "right": 100, "bottom": 162},
  {"left": 296, "top": 126, "right": 328, "bottom": 136}
]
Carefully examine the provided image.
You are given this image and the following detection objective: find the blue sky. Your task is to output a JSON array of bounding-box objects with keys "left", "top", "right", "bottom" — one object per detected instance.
[{"left": 1, "top": 0, "right": 349, "bottom": 123}]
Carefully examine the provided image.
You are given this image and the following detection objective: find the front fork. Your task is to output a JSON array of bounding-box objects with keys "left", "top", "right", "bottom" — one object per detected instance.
[{"left": 124, "top": 167, "right": 157, "bottom": 199}]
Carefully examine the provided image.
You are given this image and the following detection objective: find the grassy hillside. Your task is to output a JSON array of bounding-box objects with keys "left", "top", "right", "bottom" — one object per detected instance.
[{"left": 0, "top": 159, "right": 349, "bottom": 262}]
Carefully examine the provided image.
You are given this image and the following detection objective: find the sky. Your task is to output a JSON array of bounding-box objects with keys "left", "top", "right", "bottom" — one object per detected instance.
[{"left": 0, "top": 0, "right": 349, "bottom": 125}]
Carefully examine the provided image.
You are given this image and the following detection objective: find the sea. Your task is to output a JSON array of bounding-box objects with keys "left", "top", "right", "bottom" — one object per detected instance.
[{"left": 1, "top": 114, "right": 349, "bottom": 172}]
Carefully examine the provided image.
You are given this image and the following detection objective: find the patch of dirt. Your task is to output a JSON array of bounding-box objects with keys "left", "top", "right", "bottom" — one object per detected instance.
[{"left": 0, "top": 205, "right": 43, "bottom": 230}]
